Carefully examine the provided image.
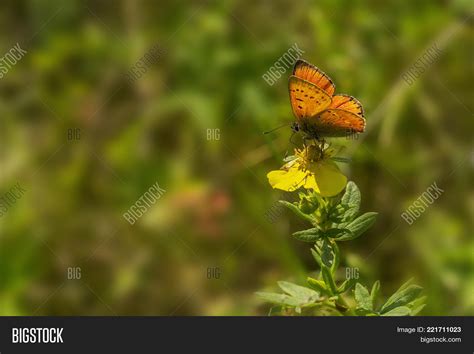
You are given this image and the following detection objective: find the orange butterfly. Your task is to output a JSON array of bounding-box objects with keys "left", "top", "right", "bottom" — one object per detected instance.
[{"left": 289, "top": 60, "right": 365, "bottom": 139}]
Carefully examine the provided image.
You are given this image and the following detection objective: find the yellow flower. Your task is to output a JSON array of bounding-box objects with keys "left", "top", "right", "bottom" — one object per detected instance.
[{"left": 267, "top": 145, "right": 347, "bottom": 197}]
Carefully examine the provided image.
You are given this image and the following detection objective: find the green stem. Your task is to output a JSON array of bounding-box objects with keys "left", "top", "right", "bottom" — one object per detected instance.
[{"left": 337, "top": 295, "right": 356, "bottom": 316}]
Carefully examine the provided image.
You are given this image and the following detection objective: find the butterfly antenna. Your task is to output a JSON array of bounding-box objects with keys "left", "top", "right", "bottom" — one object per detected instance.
[{"left": 263, "top": 122, "right": 291, "bottom": 135}]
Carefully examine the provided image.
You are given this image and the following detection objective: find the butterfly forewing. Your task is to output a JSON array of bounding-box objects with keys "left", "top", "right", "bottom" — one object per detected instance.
[
  {"left": 288, "top": 76, "right": 332, "bottom": 120},
  {"left": 293, "top": 60, "right": 335, "bottom": 96}
]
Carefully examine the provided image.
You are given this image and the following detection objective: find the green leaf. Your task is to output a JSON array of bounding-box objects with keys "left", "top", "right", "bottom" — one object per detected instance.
[
  {"left": 321, "top": 265, "right": 338, "bottom": 295},
  {"left": 381, "top": 306, "right": 411, "bottom": 316},
  {"left": 307, "top": 277, "right": 328, "bottom": 294},
  {"left": 321, "top": 239, "right": 333, "bottom": 268},
  {"left": 370, "top": 281, "right": 381, "bottom": 309},
  {"left": 292, "top": 228, "right": 323, "bottom": 242},
  {"left": 335, "top": 212, "right": 377, "bottom": 241},
  {"left": 331, "top": 241, "right": 340, "bottom": 273},
  {"left": 310, "top": 248, "right": 323, "bottom": 268},
  {"left": 355, "top": 283, "right": 373, "bottom": 311},
  {"left": 279, "top": 201, "right": 315, "bottom": 224},
  {"left": 341, "top": 181, "right": 361, "bottom": 221},
  {"left": 328, "top": 205, "right": 346, "bottom": 224},
  {"left": 323, "top": 228, "right": 351, "bottom": 239},
  {"left": 410, "top": 304, "right": 426, "bottom": 316},
  {"left": 256, "top": 292, "right": 303, "bottom": 307},
  {"left": 407, "top": 296, "right": 427, "bottom": 315},
  {"left": 337, "top": 277, "right": 356, "bottom": 294},
  {"left": 380, "top": 284, "right": 423, "bottom": 314},
  {"left": 277, "top": 281, "right": 319, "bottom": 302},
  {"left": 397, "top": 278, "right": 415, "bottom": 292}
]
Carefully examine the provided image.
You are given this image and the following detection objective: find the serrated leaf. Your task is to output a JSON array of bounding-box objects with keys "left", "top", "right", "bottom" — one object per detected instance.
[
  {"left": 292, "top": 228, "right": 323, "bottom": 242},
  {"left": 380, "top": 285, "right": 423, "bottom": 314},
  {"left": 335, "top": 212, "right": 377, "bottom": 241},
  {"left": 355, "top": 283, "right": 373, "bottom": 311},
  {"left": 277, "top": 281, "right": 319, "bottom": 302},
  {"left": 370, "top": 280, "right": 380, "bottom": 309},
  {"left": 279, "top": 201, "right": 315, "bottom": 224},
  {"left": 381, "top": 306, "right": 411, "bottom": 316},
  {"left": 341, "top": 181, "right": 361, "bottom": 221}
]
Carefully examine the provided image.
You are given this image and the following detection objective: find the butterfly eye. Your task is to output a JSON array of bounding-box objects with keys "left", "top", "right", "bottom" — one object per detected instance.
[{"left": 291, "top": 122, "right": 299, "bottom": 132}]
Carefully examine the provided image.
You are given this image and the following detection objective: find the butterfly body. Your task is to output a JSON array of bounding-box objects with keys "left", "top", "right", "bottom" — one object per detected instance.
[{"left": 289, "top": 60, "right": 365, "bottom": 139}]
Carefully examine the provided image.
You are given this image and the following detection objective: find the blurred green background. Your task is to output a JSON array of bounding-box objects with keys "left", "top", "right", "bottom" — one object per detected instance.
[{"left": 0, "top": 0, "right": 472, "bottom": 316}]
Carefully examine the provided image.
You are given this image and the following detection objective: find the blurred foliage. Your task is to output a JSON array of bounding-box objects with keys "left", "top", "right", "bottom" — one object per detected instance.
[{"left": 0, "top": 0, "right": 472, "bottom": 315}]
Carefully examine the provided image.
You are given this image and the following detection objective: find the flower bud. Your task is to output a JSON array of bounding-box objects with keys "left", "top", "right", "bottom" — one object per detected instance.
[{"left": 299, "top": 196, "right": 318, "bottom": 214}]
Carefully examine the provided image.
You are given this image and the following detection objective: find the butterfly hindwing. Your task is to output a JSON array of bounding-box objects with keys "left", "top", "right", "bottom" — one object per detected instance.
[
  {"left": 329, "top": 94, "right": 364, "bottom": 117},
  {"left": 311, "top": 109, "right": 366, "bottom": 137},
  {"left": 293, "top": 60, "right": 335, "bottom": 96},
  {"left": 289, "top": 76, "right": 332, "bottom": 120}
]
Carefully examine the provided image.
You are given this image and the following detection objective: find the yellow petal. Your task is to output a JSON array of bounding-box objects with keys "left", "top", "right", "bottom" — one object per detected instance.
[
  {"left": 302, "top": 174, "right": 321, "bottom": 194},
  {"left": 267, "top": 167, "right": 306, "bottom": 192},
  {"left": 309, "top": 160, "right": 347, "bottom": 197}
]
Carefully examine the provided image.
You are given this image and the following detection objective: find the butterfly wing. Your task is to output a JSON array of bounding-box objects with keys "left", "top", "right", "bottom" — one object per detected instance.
[
  {"left": 293, "top": 60, "right": 335, "bottom": 96},
  {"left": 288, "top": 76, "right": 332, "bottom": 120},
  {"left": 311, "top": 109, "right": 366, "bottom": 137},
  {"left": 329, "top": 94, "right": 364, "bottom": 117},
  {"left": 291, "top": 60, "right": 365, "bottom": 138}
]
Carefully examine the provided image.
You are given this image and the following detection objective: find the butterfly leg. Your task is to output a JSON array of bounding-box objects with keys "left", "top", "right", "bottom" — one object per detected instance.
[
  {"left": 289, "top": 131, "right": 299, "bottom": 147},
  {"left": 303, "top": 136, "right": 313, "bottom": 149},
  {"left": 317, "top": 138, "right": 325, "bottom": 159}
]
